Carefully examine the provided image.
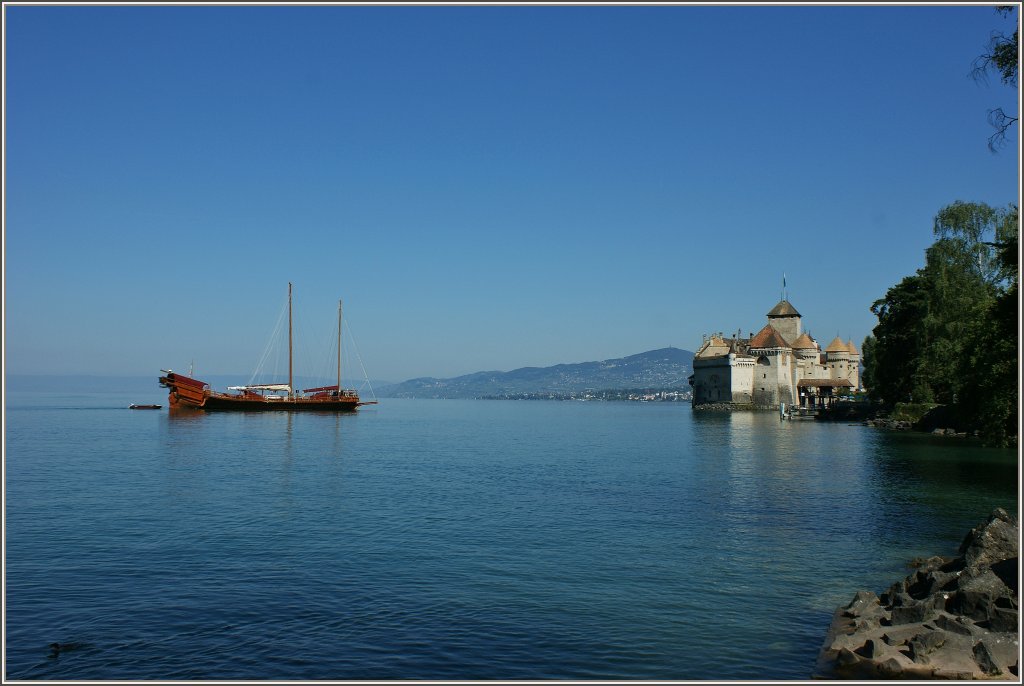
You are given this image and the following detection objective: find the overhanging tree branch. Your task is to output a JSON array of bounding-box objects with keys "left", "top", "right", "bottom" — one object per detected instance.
[
  {"left": 987, "top": 107, "right": 1019, "bottom": 151},
  {"left": 972, "top": 8, "right": 1019, "bottom": 152}
]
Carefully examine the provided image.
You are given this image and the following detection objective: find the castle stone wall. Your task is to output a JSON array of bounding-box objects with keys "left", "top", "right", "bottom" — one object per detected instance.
[{"left": 768, "top": 315, "right": 801, "bottom": 345}]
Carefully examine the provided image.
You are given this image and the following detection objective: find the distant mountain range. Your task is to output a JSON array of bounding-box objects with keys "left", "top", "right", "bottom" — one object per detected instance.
[{"left": 378, "top": 347, "right": 695, "bottom": 399}]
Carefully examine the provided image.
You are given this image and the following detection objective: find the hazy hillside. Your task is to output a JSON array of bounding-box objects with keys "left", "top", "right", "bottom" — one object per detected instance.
[{"left": 378, "top": 347, "right": 694, "bottom": 399}]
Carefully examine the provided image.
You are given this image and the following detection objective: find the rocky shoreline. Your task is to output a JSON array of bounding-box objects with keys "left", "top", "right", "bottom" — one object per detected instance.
[
  {"left": 816, "top": 509, "right": 1019, "bottom": 679},
  {"left": 865, "top": 417, "right": 972, "bottom": 437}
]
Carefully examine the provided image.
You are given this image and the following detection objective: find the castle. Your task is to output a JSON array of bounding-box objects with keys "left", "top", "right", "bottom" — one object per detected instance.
[{"left": 689, "top": 299, "right": 860, "bottom": 409}]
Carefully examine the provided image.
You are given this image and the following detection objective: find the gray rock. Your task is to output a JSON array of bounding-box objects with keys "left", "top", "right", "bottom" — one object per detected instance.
[
  {"left": 907, "top": 568, "right": 957, "bottom": 599},
  {"left": 818, "top": 509, "right": 1018, "bottom": 680},
  {"left": 853, "top": 616, "right": 881, "bottom": 633},
  {"left": 943, "top": 593, "right": 979, "bottom": 622},
  {"left": 933, "top": 612, "right": 976, "bottom": 636},
  {"left": 907, "top": 630, "right": 949, "bottom": 664},
  {"left": 843, "top": 589, "right": 880, "bottom": 617},
  {"left": 836, "top": 647, "right": 860, "bottom": 666},
  {"left": 990, "top": 556, "right": 1018, "bottom": 595},
  {"left": 959, "top": 512, "right": 1018, "bottom": 569},
  {"left": 891, "top": 598, "right": 941, "bottom": 625},
  {"left": 972, "top": 640, "right": 1002, "bottom": 676},
  {"left": 910, "top": 555, "right": 952, "bottom": 570},
  {"left": 877, "top": 657, "right": 905, "bottom": 677},
  {"left": 984, "top": 606, "right": 1018, "bottom": 633},
  {"left": 855, "top": 638, "right": 884, "bottom": 659}
]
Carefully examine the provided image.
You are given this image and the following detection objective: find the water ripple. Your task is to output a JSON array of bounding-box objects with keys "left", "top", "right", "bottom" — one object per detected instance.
[{"left": 5, "top": 397, "right": 1017, "bottom": 679}]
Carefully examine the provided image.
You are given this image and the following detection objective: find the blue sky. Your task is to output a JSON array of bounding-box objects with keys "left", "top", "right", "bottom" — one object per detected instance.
[{"left": 4, "top": 4, "right": 1019, "bottom": 384}]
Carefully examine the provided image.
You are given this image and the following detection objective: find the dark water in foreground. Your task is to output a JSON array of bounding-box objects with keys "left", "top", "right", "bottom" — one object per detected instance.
[{"left": 4, "top": 393, "right": 1018, "bottom": 680}]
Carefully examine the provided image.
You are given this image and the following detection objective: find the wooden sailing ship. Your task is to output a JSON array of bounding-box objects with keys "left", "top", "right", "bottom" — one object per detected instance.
[{"left": 159, "top": 284, "right": 376, "bottom": 412}]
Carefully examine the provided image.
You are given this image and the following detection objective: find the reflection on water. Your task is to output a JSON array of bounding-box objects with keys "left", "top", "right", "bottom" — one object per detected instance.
[
  {"left": 864, "top": 431, "right": 1018, "bottom": 550},
  {"left": 5, "top": 396, "right": 1018, "bottom": 681}
]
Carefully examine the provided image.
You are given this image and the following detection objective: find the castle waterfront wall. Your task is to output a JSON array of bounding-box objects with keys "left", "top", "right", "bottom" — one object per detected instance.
[
  {"left": 730, "top": 357, "right": 754, "bottom": 404},
  {"left": 691, "top": 351, "right": 759, "bottom": 405},
  {"left": 691, "top": 402, "right": 782, "bottom": 412},
  {"left": 746, "top": 348, "right": 795, "bottom": 407},
  {"left": 692, "top": 355, "right": 741, "bottom": 404}
]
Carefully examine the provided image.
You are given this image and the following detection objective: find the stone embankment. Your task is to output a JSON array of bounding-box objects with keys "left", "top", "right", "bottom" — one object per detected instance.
[
  {"left": 692, "top": 403, "right": 773, "bottom": 412},
  {"left": 865, "top": 417, "right": 970, "bottom": 436},
  {"left": 865, "top": 417, "right": 915, "bottom": 431},
  {"left": 817, "top": 509, "right": 1019, "bottom": 679}
]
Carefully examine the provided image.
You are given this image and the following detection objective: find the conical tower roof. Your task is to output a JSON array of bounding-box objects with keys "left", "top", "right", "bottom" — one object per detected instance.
[
  {"left": 825, "top": 336, "right": 849, "bottom": 353},
  {"left": 767, "top": 300, "right": 801, "bottom": 317},
  {"left": 791, "top": 332, "right": 817, "bottom": 350},
  {"left": 846, "top": 339, "right": 860, "bottom": 355}
]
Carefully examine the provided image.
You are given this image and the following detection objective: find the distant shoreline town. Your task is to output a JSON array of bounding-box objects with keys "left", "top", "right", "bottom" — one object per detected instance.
[{"left": 480, "top": 388, "right": 691, "bottom": 402}]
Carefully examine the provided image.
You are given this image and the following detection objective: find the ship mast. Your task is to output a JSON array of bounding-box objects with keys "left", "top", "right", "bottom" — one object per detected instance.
[
  {"left": 344, "top": 298, "right": 348, "bottom": 393},
  {"left": 288, "top": 282, "right": 293, "bottom": 398}
]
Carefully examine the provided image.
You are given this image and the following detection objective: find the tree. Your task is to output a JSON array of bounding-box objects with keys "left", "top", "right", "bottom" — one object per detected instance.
[
  {"left": 933, "top": 200, "right": 1016, "bottom": 284},
  {"left": 868, "top": 271, "right": 935, "bottom": 404},
  {"left": 860, "top": 334, "right": 877, "bottom": 394},
  {"left": 972, "top": 7, "right": 1019, "bottom": 151},
  {"left": 956, "top": 205, "right": 1019, "bottom": 446},
  {"left": 866, "top": 202, "right": 1018, "bottom": 445}
]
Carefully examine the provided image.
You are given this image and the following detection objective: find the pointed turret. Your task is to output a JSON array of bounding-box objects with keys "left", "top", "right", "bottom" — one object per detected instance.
[
  {"left": 791, "top": 332, "right": 817, "bottom": 350},
  {"left": 825, "top": 337, "right": 849, "bottom": 355}
]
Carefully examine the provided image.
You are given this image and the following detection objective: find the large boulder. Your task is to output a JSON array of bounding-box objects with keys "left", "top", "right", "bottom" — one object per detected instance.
[{"left": 816, "top": 509, "right": 1019, "bottom": 679}]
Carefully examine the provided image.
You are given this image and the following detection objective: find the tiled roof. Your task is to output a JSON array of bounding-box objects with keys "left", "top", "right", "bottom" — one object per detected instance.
[
  {"left": 695, "top": 335, "right": 731, "bottom": 359},
  {"left": 825, "top": 337, "right": 849, "bottom": 353},
  {"left": 791, "top": 333, "right": 817, "bottom": 349},
  {"left": 846, "top": 339, "right": 860, "bottom": 355},
  {"left": 797, "top": 379, "right": 854, "bottom": 388},
  {"left": 767, "top": 300, "right": 801, "bottom": 317},
  {"left": 749, "top": 323, "right": 791, "bottom": 349}
]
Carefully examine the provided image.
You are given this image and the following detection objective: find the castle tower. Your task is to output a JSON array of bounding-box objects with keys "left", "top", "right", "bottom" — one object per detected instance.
[
  {"left": 825, "top": 337, "right": 852, "bottom": 383},
  {"left": 766, "top": 300, "right": 802, "bottom": 345},
  {"left": 791, "top": 332, "right": 818, "bottom": 361},
  {"left": 846, "top": 339, "right": 861, "bottom": 389},
  {"left": 749, "top": 323, "right": 795, "bottom": 406}
]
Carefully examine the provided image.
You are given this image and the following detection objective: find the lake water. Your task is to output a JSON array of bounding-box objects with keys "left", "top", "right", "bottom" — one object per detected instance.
[{"left": 4, "top": 391, "right": 1018, "bottom": 680}]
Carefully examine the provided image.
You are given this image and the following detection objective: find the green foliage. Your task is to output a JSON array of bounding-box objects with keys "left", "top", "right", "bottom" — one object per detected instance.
[
  {"left": 867, "top": 202, "right": 1018, "bottom": 446},
  {"left": 972, "top": 7, "right": 1019, "bottom": 150},
  {"left": 957, "top": 209, "right": 1019, "bottom": 446},
  {"left": 974, "top": 7, "right": 1019, "bottom": 87},
  {"left": 860, "top": 334, "right": 877, "bottom": 393},
  {"left": 869, "top": 272, "right": 934, "bottom": 404},
  {"left": 890, "top": 403, "right": 941, "bottom": 425}
]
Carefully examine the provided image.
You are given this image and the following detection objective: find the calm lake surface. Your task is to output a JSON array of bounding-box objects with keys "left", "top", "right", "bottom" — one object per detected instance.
[{"left": 5, "top": 391, "right": 1018, "bottom": 680}]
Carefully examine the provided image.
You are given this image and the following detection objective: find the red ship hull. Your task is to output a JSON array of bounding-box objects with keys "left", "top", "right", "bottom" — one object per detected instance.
[{"left": 159, "top": 373, "right": 371, "bottom": 412}]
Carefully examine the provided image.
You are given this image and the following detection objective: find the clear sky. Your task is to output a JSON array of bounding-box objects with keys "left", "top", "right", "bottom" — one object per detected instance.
[{"left": 4, "top": 4, "right": 1019, "bottom": 384}]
